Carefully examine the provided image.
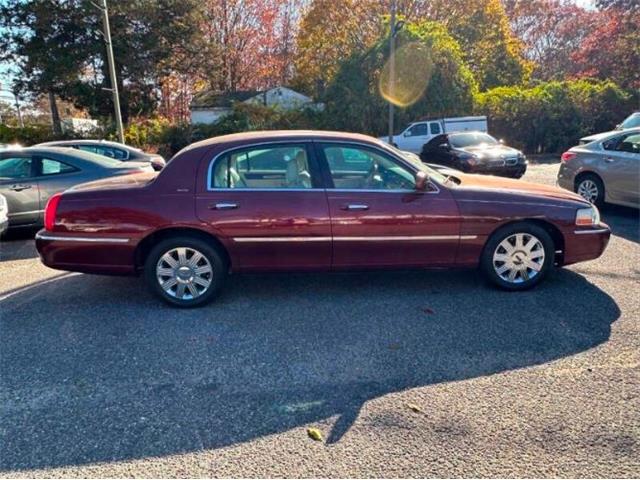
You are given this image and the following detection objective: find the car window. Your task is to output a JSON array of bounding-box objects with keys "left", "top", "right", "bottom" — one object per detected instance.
[
  {"left": 0, "top": 156, "right": 33, "bottom": 179},
  {"left": 620, "top": 113, "right": 640, "bottom": 129},
  {"left": 40, "top": 158, "right": 77, "bottom": 176},
  {"left": 449, "top": 132, "right": 498, "bottom": 148},
  {"left": 425, "top": 134, "right": 448, "bottom": 149},
  {"left": 616, "top": 133, "right": 640, "bottom": 154},
  {"left": 77, "top": 145, "right": 99, "bottom": 154},
  {"left": 407, "top": 123, "right": 428, "bottom": 137},
  {"left": 212, "top": 144, "right": 312, "bottom": 189},
  {"left": 430, "top": 122, "right": 441, "bottom": 135},
  {"left": 322, "top": 144, "right": 415, "bottom": 190}
]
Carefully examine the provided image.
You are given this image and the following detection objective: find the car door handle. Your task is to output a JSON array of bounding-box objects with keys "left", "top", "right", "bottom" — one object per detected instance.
[
  {"left": 210, "top": 202, "right": 238, "bottom": 210},
  {"left": 9, "top": 184, "right": 31, "bottom": 192},
  {"left": 341, "top": 203, "right": 369, "bottom": 211},
  {"left": 604, "top": 157, "right": 615, "bottom": 163}
]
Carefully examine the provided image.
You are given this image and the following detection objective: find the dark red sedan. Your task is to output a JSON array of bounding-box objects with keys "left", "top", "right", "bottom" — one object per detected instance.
[{"left": 36, "top": 131, "right": 610, "bottom": 307}]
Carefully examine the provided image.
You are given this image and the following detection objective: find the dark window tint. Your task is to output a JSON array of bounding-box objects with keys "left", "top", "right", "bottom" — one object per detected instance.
[
  {"left": 616, "top": 133, "right": 640, "bottom": 154},
  {"left": 430, "top": 122, "right": 441, "bottom": 135},
  {"left": 0, "top": 157, "right": 33, "bottom": 179},
  {"left": 449, "top": 132, "right": 498, "bottom": 148},
  {"left": 40, "top": 158, "right": 78, "bottom": 175},
  {"left": 425, "top": 134, "right": 448, "bottom": 149}
]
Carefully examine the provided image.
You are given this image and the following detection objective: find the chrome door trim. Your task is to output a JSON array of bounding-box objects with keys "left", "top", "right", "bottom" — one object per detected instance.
[
  {"left": 231, "top": 235, "right": 476, "bottom": 243},
  {"left": 232, "top": 236, "right": 331, "bottom": 243},
  {"left": 35, "top": 232, "right": 130, "bottom": 243}
]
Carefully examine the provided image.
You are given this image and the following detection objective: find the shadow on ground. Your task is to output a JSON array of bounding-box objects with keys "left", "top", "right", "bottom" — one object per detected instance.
[
  {"left": 0, "top": 227, "right": 39, "bottom": 262},
  {"left": 601, "top": 204, "right": 639, "bottom": 244},
  {"left": 0, "top": 267, "right": 620, "bottom": 471}
]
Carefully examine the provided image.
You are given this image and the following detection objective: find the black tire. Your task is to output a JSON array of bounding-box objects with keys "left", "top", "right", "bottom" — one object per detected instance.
[
  {"left": 144, "top": 236, "right": 227, "bottom": 308},
  {"left": 480, "top": 222, "right": 555, "bottom": 291},
  {"left": 575, "top": 173, "right": 605, "bottom": 208}
]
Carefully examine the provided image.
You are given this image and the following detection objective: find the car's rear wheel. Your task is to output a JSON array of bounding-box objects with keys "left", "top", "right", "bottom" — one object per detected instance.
[
  {"left": 144, "top": 236, "right": 227, "bottom": 307},
  {"left": 575, "top": 173, "right": 604, "bottom": 207},
  {"left": 480, "top": 222, "right": 554, "bottom": 291}
]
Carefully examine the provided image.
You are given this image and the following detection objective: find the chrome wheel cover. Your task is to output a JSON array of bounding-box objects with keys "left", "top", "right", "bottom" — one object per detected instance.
[
  {"left": 156, "top": 247, "right": 213, "bottom": 300},
  {"left": 577, "top": 179, "right": 599, "bottom": 203},
  {"left": 492, "top": 233, "right": 545, "bottom": 284}
]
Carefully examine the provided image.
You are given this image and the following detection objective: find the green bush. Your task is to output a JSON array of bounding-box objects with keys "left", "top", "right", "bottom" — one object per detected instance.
[
  {"left": 0, "top": 124, "right": 61, "bottom": 145},
  {"left": 474, "top": 80, "right": 636, "bottom": 153}
]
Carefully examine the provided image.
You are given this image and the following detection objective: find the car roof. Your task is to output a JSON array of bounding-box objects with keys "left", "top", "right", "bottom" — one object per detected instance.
[
  {"left": 183, "top": 130, "right": 385, "bottom": 153},
  {"left": 5, "top": 146, "right": 124, "bottom": 166},
  {"left": 37, "top": 139, "right": 138, "bottom": 150}
]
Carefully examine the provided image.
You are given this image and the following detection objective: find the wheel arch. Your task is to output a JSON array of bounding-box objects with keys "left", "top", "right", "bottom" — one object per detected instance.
[
  {"left": 484, "top": 218, "right": 565, "bottom": 265},
  {"left": 134, "top": 227, "right": 231, "bottom": 272}
]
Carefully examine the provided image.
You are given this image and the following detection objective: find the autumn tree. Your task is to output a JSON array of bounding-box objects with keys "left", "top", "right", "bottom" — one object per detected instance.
[{"left": 324, "top": 21, "right": 478, "bottom": 135}]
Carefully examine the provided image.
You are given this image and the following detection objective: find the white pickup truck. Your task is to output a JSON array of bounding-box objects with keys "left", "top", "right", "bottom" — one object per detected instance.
[{"left": 380, "top": 116, "right": 488, "bottom": 154}]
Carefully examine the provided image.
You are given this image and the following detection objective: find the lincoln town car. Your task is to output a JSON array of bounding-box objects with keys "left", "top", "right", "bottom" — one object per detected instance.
[{"left": 35, "top": 131, "right": 611, "bottom": 307}]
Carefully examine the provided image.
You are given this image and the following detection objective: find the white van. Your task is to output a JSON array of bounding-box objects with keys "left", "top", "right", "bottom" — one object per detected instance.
[{"left": 381, "top": 116, "right": 488, "bottom": 153}]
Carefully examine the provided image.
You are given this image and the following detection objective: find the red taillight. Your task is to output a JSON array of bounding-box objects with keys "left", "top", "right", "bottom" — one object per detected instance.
[
  {"left": 44, "top": 193, "right": 62, "bottom": 231},
  {"left": 561, "top": 151, "right": 577, "bottom": 162}
]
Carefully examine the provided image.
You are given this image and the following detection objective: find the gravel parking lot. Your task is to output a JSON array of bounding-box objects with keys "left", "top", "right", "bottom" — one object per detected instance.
[{"left": 1, "top": 163, "right": 638, "bottom": 478}]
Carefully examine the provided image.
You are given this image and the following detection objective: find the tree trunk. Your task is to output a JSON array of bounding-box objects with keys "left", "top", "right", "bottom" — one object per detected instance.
[{"left": 48, "top": 90, "right": 62, "bottom": 136}]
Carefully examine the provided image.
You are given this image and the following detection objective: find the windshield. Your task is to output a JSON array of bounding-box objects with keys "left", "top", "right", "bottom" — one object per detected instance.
[
  {"left": 449, "top": 132, "right": 498, "bottom": 148},
  {"left": 620, "top": 113, "right": 640, "bottom": 129},
  {"left": 386, "top": 145, "right": 451, "bottom": 186}
]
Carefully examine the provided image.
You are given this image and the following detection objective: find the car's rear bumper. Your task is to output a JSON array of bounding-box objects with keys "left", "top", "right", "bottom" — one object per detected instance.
[
  {"left": 35, "top": 230, "right": 137, "bottom": 275},
  {"left": 562, "top": 224, "right": 611, "bottom": 266}
]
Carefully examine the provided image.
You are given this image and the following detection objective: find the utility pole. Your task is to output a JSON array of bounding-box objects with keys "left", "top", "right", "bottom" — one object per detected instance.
[
  {"left": 13, "top": 90, "right": 23, "bottom": 128},
  {"left": 387, "top": 0, "right": 396, "bottom": 145},
  {"left": 95, "top": 0, "right": 124, "bottom": 143}
]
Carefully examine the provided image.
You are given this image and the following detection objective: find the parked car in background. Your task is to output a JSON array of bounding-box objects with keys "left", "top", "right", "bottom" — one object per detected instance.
[
  {"left": 0, "top": 147, "right": 154, "bottom": 229},
  {"left": 0, "top": 143, "right": 22, "bottom": 151},
  {"left": 558, "top": 128, "right": 639, "bottom": 208},
  {"left": 380, "top": 116, "right": 488, "bottom": 153},
  {"left": 579, "top": 112, "right": 640, "bottom": 145},
  {"left": 420, "top": 132, "right": 527, "bottom": 178},
  {"left": 0, "top": 194, "right": 8, "bottom": 236},
  {"left": 36, "top": 139, "right": 166, "bottom": 171},
  {"left": 36, "top": 130, "right": 609, "bottom": 308}
]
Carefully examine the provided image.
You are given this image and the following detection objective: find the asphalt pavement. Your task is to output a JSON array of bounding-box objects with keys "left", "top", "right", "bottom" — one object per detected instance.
[{"left": 0, "top": 163, "right": 638, "bottom": 477}]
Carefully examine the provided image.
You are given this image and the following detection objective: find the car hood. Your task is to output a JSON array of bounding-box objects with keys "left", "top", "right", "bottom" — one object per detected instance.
[
  {"left": 454, "top": 144, "right": 521, "bottom": 158},
  {"left": 451, "top": 172, "right": 589, "bottom": 205}
]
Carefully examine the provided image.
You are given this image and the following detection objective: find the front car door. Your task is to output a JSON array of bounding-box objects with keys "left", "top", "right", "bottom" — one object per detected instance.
[
  {"left": 34, "top": 155, "right": 82, "bottom": 208},
  {"left": 600, "top": 132, "right": 640, "bottom": 206},
  {"left": 401, "top": 123, "right": 430, "bottom": 154},
  {"left": 0, "top": 153, "right": 40, "bottom": 226},
  {"left": 315, "top": 142, "right": 460, "bottom": 268},
  {"left": 195, "top": 141, "right": 332, "bottom": 271}
]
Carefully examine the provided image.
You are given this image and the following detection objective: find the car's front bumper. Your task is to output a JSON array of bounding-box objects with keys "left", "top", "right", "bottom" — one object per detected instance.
[
  {"left": 562, "top": 224, "right": 611, "bottom": 266},
  {"left": 465, "top": 162, "right": 527, "bottom": 178}
]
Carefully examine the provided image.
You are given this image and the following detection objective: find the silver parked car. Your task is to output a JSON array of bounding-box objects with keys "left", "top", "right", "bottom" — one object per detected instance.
[
  {"left": 0, "top": 147, "right": 153, "bottom": 229},
  {"left": 579, "top": 112, "right": 640, "bottom": 145},
  {"left": 558, "top": 128, "right": 639, "bottom": 208},
  {"left": 36, "top": 139, "right": 166, "bottom": 171},
  {"left": 0, "top": 194, "right": 8, "bottom": 236}
]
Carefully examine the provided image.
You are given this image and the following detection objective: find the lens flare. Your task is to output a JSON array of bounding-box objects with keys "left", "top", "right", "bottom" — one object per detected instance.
[{"left": 379, "top": 42, "right": 434, "bottom": 108}]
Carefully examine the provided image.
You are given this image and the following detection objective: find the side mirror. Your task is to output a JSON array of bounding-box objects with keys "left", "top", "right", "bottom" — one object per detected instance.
[
  {"left": 415, "top": 170, "right": 429, "bottom": 190},
  {"left": 403, "top": 131, "right": 411, "bottom": 137},
  {"left": 438, "top": 143, "right": 450, "bottom": 150}
]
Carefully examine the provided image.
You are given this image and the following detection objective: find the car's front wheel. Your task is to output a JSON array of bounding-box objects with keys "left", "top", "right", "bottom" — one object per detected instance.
[
  {"left": 144, "top": 236, "right": 227, "bottom": 307},
  {"left": 480, "top": 222, "right": 554, "bottom": 291}
]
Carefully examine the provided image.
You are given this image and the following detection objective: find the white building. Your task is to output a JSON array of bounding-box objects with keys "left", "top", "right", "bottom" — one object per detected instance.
[{"left": 190, "top": 87, "right": 318, "bottom": 124}]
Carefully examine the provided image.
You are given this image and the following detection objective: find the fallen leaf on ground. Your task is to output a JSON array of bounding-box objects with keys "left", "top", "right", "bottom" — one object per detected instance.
[
  {"left": 307, "top": 427, "right": 323, "bottom": 441},
  {"left": 407, "top": 403, "right": 423, "bottom": 413},
  {"left": 422, "top": 307, "right": 435, "bottom": 315}
]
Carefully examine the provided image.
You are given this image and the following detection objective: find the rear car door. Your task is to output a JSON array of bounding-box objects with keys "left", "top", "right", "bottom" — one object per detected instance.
[
  {"left": 0, "top": 153, "right": 40, "bottom": 226},
  {"left": 316, "top": 142, "right": 460, "bottom": 268},
  {"left": 34, "top": 155, "right": 82, "bottom": 208},
  {"left": 195, "top": 142, "right": 332, "bottom": 271}
]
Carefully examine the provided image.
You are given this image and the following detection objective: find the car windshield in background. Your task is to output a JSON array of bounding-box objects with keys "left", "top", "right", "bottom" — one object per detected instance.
[
  {"left": 620, "top": 113, "right": 640, "bottom": 129},
  {"left": 391, "top": 147, "right": 451, "bottom": 186},
  {"left": 449, "top": 132, "right": 499, "bottom": 148}
]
